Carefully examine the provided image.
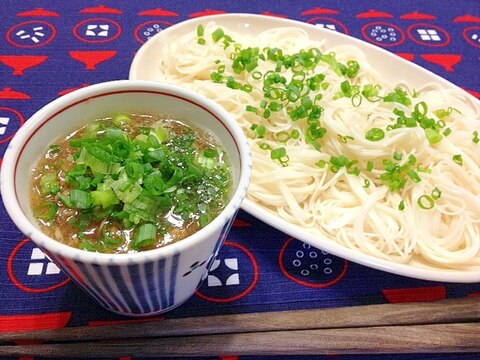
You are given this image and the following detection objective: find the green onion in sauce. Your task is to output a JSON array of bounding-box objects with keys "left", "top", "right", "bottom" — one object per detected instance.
[{"left": 30, "top": 114, "right": 232, "bottom": 254}]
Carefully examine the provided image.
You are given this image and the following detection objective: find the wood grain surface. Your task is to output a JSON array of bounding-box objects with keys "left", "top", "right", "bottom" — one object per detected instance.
[{"left": 0, "top": 298, "right": 479, "bottom": 357}]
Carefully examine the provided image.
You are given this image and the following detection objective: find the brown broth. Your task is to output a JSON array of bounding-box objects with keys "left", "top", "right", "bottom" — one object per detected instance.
[{"left": 30, "top": 114, "right": 232, "bottom": 254}]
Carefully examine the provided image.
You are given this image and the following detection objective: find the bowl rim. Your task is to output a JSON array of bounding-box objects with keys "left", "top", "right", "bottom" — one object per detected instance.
[{"left": 0, "top": 79, "right": 252, "bottom": 265}]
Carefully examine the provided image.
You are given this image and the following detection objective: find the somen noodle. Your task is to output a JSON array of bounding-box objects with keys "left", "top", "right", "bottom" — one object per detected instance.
[{"left": 151, "top": 22, "right": 480, "bottom": 268}]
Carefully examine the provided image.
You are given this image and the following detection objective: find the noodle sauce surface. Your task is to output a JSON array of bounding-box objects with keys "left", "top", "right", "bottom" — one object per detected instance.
[{"left": 29, "top": 113, "right": 232, "bottom": 254}]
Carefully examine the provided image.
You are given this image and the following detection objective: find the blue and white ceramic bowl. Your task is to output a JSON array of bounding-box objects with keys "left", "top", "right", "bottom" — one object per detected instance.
[{"left": 0, "top": 80, "right": 252, "bottom": 316}]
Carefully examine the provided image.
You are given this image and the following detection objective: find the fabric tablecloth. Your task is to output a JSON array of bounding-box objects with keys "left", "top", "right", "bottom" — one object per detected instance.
[{"left": 1, "top": 0, "right": 479, "bottom": 359}]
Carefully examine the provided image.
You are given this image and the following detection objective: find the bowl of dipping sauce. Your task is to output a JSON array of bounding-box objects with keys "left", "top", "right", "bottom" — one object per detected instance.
[{"left": 1, "top": 80, "right": 252, "bottom": 316}]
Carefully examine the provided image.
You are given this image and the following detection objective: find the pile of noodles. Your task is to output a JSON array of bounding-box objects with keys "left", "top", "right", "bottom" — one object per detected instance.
[{"left": 153, "top": 22, "right": 480, "bottom": 268}]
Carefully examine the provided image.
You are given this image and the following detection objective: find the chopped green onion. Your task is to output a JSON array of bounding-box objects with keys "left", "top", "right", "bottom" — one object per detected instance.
[
  {"left": 366, "top": 160, "right": 374, "bottom": 172},
  {"left": 434, "top": 107, "right": 460, "bottom": 119},
  {"left": 365, "top": 128, "right": 385, "bottom": 142},
  {"left": 47, "top": 144, "right": 62, "bottom": 156},
  {"left": 242, "top": 84, "right": 253, "bottom": 93},
  {"left": 252, "top": 71, "right": 262, "bottom": 80},
  {"left": 270, "top": 147, "right": 288, "bottom": 165},
  {"left": 211, "top": 28, "right": 224, "bottom": 42},
  {"left": 319, "top": 52, "right": 343, "bottom": 76},
  {"left": 306, "top": 124, "right": 327, "bottom": 142},
  {"left": 338, "top": 134, "right": 354, "bottom": 143},
  {"left": 407, "top": 154, "right": 416, "bottom": 166},
  {"left": 197, "top": 24, "right": 205, "bottom": 37},
  {"left": 154, "top": 126, "right": 169, "bottom": 143},
  {"left": 210, "top": 71, "right": 224, "bottom": 83},
  {"left": 112, "top": 113, "right": 132, "bottom": 126},
  {"left": 414, "top": 101, "right": 428, "bottom": 116},
  {"left": 203, "top": 148, "right": 218, "bottom": 158},
  {"left": 431, "top": 187, "right": 442, "bottom": 200},
  {"left": 34, "top": 201, "right": 58, "bottom": 221},
  {"left": 277, "top": 131, "right": 290, "bottom": 143},
  {"left": 383, "top": 87, "right": 411, "bottom": 106},
  {"left": 340, "top": 80, "right": 352, "bottom": 98},
  {"left": 290, "top": 129, "right": 300, "bottom": 139},
  {"left": 330, "top": 155, "right": 348, "bottom": 167},
  {"left": 143, "top": 171, "right": 166, "bottom": 195},
  {"left": 70, "top": 189, "right": 92, "bottom": 209},
  {"left": 268, "top": 102, "right": 283, "bottom": 112},
  {"left": 407, "top": 169, "right": 421, "bottom": 183},
  {"left": 250, "top": 124, "right": 266, "bottom": 138},
  {"left": 417, "top": 164, "right": 431, "bottom": 173},
  {"left": 362, "top": 84, "right": 381, "bottom": 101},
  {"left": 39, "top": 173, "right": 60, "bottom": 195},
  {"left": 328, "top": 155, "right": 358, "bottom": 173},
  {"left": 473, "top": 130, "right": 479, "bottom": 144},
  {"left": 134, "top": 223, "right": 157, "bottom": 248},
  {"left": 453, "top": 154, "right": 463, "bottom": 166},
  {"left": 352, "top": 93, "right": 362, "bottom": 107},
  {"left": 91, "top": 189, "right": 120, "bottom": 209},
  {"left": 398, "top": 200, "right": 405, "bottom": 211},
  {"left": 345, "top": 60, "right": 360, "bottom": 78},
  {"left": 125, "top": 161, "right": 144, "bottom": 179},
  {"left": 425, "top": 128, "right": 442, "bottom": 144},
  {"left": 348, "top": 167, "right": 361, "bottom": 176},
  {"left": 417, "top": 195, "right": 434, "bottom": 210}
]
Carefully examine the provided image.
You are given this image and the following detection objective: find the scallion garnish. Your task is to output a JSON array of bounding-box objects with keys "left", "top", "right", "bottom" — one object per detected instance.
[
  {"left": 39, "top": 173, "right": 60, "bottom": 195},
  {"left": 434, "top": 106, "right": 460, "bottom": 119},
  {"left": 34, "top": 201, "right": 58, "bottom": 221},
  {"left": 366, "top": 161, "right": 374, "bottom": 172},
  {"left": 431, "top": 187, "right": 442, "bottom": 200},
  {"left": 277, "top": 131, "right": 290, "bottom": 143},
  {"left": 453, "top": 154, "right": 463, "bottom": 166},
  {"left": 134, "top": 223, "right": 157, "bottom": 249},
  {"left": 338, "top": 134, "right": 354, "bottom": 143},
  {"left": 194, "top": 24, "right": 476, "bottom": 222},
  {"left": 383, "top": 87, "right": 411, "bottom": 106},
  {"left": 32, "top": 112, "right": 232, "bottom": 253},
  {"left": 211, "top": 28, "right": 225, "bottom": 42},
  {"left": 393, "top": 151, "right": 403, "bottom": 161},
  {"left": 69, "top": 189, "right": 92, "bottom": 209},
  {"left": 362, "top": 84, "right": 381, "bottom": 101},
  {"left": 473, "top": 130, "right": 479, "bottom": 144},
  {"left": 365, "top": 128, "right": 385, "bottom": 142},
  {"left": 417, "top": 195, "right": 434, "bottom": 210},
  {"left": 270, "top": 147, "right": 289, "bottom": 166},
  {"left": 425, "top": 128, "right": 442, "bottom": 144},
  {"left": 112, "top": 113, "right": 132, "bottom": 127},
  {"left": 290, "top": 129, "right": 300, "bottom": 139},
  {"left": 197, "top": 24, "right": 205, "bottom": 37}
]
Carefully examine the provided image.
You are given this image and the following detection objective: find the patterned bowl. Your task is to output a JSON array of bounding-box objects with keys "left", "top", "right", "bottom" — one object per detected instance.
[{"left": 0, "top": 80, "right": 252, "bottom": 316}]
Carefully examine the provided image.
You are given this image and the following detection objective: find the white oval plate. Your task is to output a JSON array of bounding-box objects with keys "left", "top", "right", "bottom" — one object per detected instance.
[{"left": 130, "top": 13, "right": 480, "bottom": 283}]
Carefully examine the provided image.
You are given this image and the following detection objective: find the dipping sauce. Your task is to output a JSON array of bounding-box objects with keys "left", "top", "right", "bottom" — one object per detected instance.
[{"left": 29, "top": 113, "right": 232, "bottom": 254}]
